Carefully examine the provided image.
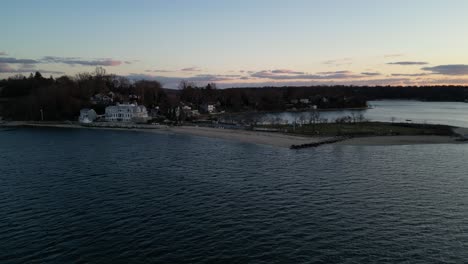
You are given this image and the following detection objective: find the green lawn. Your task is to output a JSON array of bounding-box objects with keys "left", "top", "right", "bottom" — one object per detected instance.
[{"left": 261, "top": 122, "right": 455, "bottom": 137}]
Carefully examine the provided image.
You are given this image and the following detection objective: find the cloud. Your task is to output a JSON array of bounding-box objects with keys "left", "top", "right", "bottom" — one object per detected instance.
[
  {"left": 420, "top": 78, "right": 468, "bottom": 85},
  {"left": 0, "top": 52, "right": 7, "bottom": 56},
  {"left": 145, "top": 69, "right": 173, "bottom": 73},
  {"left": 226, "top": 78, "right": 414, "bottom": 88},
  {"left": 126, "top": 73, "right": 242, "bottom": 88},
  {"left": 384, "top": 53, "right": 404, "bottom": 58},
  {"left": 391, "top": 73, "right": 429, "bottom": 77},
  {"left": 387, "top": 61, "right": 428, "bottom": 65},
  {"left": 0, "top": 63, "right": 64, "bottom": 74},
  {"left": 0, "top": 63, "right": 15, "bottom": 72},
  {"left": 317, "top": 70, "right": 352, "bottom": 75},
  {"left": 421, "top": 64, "right": 468, "bottom": 75},
  {"left": 123, "top": 60, "right": 139, "bottom": 64},
  {"left": 250, "top": 70, "right": 363, "bottom": 80},
  {"left": 322, "top": 58, "right": 353, "bottom": 66},
  {"left": 180, "top": 67, "right": 202, "bottom": 72},
  {"left": 41, "top": 56, "right": 122, "bottom": 66},
  {"left": 0, "top": 57, "right": 39, "bottom": 64},
  {"left": 20, "top": 63, "right": 36, "bottom": 69},
  {"left": 271, "top": 69, "right": 305, "bottom": 74},
  {"left": 361, "top": 72, "right": 381, "bottom": 76}
]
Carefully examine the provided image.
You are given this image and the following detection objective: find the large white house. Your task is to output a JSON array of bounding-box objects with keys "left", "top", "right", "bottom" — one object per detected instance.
[{"left": 105, "top": 103, "right": 149, "bottom": 122}]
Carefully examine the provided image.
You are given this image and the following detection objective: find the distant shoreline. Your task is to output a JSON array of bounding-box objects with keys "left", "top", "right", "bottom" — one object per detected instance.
[{"left": 1, "top": 121, "right": 467, "bottom": 148}]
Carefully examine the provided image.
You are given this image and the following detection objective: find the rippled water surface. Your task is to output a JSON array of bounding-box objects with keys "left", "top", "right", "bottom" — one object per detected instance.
[{"left": 1, "top": 128, "right": 468, "bottom": 263}]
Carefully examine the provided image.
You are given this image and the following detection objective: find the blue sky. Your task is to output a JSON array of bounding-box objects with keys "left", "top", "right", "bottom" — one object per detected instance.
[{"left": 2, "top": 0, "right": 468, "bottom": 87}]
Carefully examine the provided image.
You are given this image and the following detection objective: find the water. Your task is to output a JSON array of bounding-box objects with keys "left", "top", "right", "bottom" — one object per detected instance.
[
  {"left": 252, "top": 100, "right": 468, "bottom": 128},
  {"left": 1, "top": 127, "right": 468, "bottom": 263}
]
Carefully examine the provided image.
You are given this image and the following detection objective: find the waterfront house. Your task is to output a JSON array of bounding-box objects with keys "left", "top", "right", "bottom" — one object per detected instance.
[
  {"left": 201, "top": 103, "right": 216, "bottom": 114},
  {"left": 79, "top": 109, "right": 97, "bottom": 123},
  {"left": 105, "top": 103, "right": 149, "bottom": 123}
]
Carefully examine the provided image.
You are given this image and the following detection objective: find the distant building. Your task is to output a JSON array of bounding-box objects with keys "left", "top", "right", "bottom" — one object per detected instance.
[
  {"left": 105, "top": 103, "right": 149, "bottom": 123},
  {"left": 90, "top": 92, "right": 114, "bottom": 105},
  {"left": 201, "top": 103, "right": 216, "bottom": 114},
  {"left": 79, "top": 109, "right": 97, "bottom": 123},
  {"left": 299, "top": 98, "right": 310, "bottom": 104}
]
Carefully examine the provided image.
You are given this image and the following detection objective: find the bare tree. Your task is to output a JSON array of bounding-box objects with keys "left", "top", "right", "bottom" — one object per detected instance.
[
  {"left": 308, "top": 110, "right": 321, "bottom": 126},
  {"left": 94, "top": 67, "right": 106, "bottom": 77}
]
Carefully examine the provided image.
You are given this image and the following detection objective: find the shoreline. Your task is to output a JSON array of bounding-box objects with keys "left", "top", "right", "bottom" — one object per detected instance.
[{"left": 1, "top": 121, "right": 467, "bottom": 148}]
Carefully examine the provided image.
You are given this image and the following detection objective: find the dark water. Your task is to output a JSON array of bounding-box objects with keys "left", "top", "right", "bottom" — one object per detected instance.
[{"left": 1, "top": 128, "right": 468, "bottom": 263}]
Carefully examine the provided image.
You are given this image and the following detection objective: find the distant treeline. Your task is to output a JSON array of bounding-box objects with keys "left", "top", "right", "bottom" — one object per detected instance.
[
  {"left": 233, "top": 85, "right": 468, "bottom": 102},
  {"left": 1, "top": 69, "right": 468, "bottom": 121},
  {"left": 0, "top": 69, "right": 170, "bottom": 121}
]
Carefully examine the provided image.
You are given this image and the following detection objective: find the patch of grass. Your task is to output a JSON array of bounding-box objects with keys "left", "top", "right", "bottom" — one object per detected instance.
[{"left": 260, "top": 122, "right": 455, "bottom": 137}]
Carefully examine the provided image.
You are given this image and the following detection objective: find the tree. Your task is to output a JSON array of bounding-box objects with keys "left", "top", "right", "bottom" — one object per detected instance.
[
  {"left": 34, "top": 71, "right": 43, "bottom": 80},
  {"left": 94, "top": 67, "right": 106, "bottom": 77},
  {"left": 308, "top": 110, "right": 321, "bottom": 128},
  {"left": 134, "top": 80, "right": 164, "bottom": 107}
]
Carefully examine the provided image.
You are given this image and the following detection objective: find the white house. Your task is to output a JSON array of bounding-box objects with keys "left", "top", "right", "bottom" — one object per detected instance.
[
  {"left": 105, "top": 103, "right": 149, "bottom": 122},
  {"left": 79, "top": 109, "right": 97, "bottom": 123},
  {"left": 201, "top": 103, "right": 216, "bottom": 114}
]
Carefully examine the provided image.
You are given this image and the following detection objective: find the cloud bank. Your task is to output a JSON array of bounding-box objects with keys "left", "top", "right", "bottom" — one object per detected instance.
[
  {"left": 422, "top": 64, "right": 468, "bottom": 75},
  {"left": 41, "top": 56, "right": 122, "bottom": 66},
  {"left": 387, "top": 61, "right": 428, "bottom": 65},
  {"left": 0, "top": 63, "right": 64, "bottom": 74}
]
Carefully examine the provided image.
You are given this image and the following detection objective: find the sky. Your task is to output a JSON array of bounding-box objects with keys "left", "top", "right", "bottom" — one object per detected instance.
[{"left": 2, "top": 0, "right": 468, "bottom": 88}]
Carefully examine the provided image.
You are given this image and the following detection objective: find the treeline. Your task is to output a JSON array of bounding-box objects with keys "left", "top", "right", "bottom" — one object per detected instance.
[
  {"left": 2, "top": 69, "right": 468, "bottom": 121},
  {"left": 239, "top": 85, "right": 468, "bottom": 102},
  {"left": 179, "top": 81, "right": 367, "bottom": 112},
  {"left": 0, "top": 68, "right": 171, "bottom": 120}
]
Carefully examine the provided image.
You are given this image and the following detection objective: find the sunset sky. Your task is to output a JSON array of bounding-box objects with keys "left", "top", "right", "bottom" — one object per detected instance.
[{"left": 2, "top": 0, "right": 468, "bottom": 88}]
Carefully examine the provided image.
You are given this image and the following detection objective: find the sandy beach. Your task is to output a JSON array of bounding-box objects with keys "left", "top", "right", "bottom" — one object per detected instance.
[
  {"left": 2, "top": 121, "right": 467, "bottom": 148},
  {"left": 168, "top": 126, "right": 333, "bottom": 148},
  {"left": 1, "top": 121, "right": 333, "bottom": 148}
]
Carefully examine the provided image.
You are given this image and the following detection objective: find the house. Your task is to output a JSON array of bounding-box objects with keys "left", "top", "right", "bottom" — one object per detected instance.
[
  {"left": 105, "top": 103, "right": 149, "bottom": 123},
  {"left": 299, "top": 98, "right": 310, "bottom": 104},
  {"left": 201, "top": 103, "right": 216, "bottom": 114},
  {"left": 79, "top": 109, "right": 97, "bottom": 123},
  {"left": 90, "top": 92, "right": 114, "bottom": 105}
]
